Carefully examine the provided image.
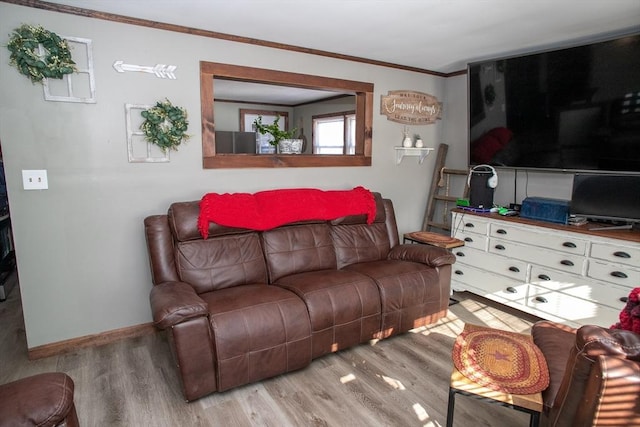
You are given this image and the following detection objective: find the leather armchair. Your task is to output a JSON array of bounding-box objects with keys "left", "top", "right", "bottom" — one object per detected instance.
[
  {"left": 0, "top": 372, "right": 79, "bottom": 427},
  {"left": 532, "top": 320, "right": 640, "bottom": 426}
]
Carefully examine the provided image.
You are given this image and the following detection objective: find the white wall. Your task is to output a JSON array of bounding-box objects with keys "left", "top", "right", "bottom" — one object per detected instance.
[{"left": 0, "top": 3, "right": 450, "bottom": 347}]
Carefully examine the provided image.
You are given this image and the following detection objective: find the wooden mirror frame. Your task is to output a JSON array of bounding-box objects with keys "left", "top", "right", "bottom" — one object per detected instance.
[{"left": 200, "top": 61, "right": 373, "bottom": 168}]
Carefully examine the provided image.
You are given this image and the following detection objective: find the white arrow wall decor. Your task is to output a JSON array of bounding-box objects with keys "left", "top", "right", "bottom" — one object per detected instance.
[{"left": 113, "top": 61, "right": 177, "bottom": 79}]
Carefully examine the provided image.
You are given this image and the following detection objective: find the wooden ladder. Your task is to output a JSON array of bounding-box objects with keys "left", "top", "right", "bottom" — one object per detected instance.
[{"left": 421, "top": 143, "right": 469, "bottom": 233}]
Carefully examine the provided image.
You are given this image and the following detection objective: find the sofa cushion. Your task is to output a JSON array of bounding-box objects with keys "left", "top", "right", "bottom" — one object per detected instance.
[
  {"left": 202, "top": 285, "right": 312, "bottom": 392},
  {"left": 169, "top": 200, "right": 254, "bottom": 241},
  {"left": 531, "top": 320, "right": 576, "bottom": 411},
  {"left": 331, "top": 223, "right": 391, "bottom": 269},
  {"left": 274, "top": 269, "right": 381, "bottom": 359},
  {"left": 344, "top": 259, "right": 445, "bottom": 337},
  {"left": 262, "top": 223, "right": 336, "bottom": 282},
  {"left": 176, "top": 233, "right": 267, "bottom": 293}
]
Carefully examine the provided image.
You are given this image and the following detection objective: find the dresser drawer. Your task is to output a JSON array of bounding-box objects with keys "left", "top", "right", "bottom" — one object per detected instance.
[
  {"left": 590, "top": 241, "right": 640, "bottom": 268},
  {"left": 523, "top": 284, "right": 620, "bottom": 328},
  {"left": 452, "top": 230, "right": 488, "bottom": 250},
  {"left": 489, "top": 238, "right": 586, "bottom": 275},
  {"left": 529, "top": 266, "right": 630, "bottom": 311},
  {"left": 587, "top": 260, "right": 640, "bottom": 288},
  {"left": 453, "top": 247, "right": 527, "bottom": 282},
  {"left": 489, "top": 223, "right": 587, "bottom": 255},
  {"left": 451, "top": 263, "right": 523, "bottom": 300},
  {"left": 451, "top": 213, "right": 490, "bottom": 236}
]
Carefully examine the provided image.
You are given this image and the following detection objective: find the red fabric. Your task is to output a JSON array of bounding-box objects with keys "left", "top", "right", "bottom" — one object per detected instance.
[
  {"left": 611, "top": 287, "right": 640, "bottom": 334},
  {"left": 197, "top": 186, "right": 376, "bottom": 238},
  {"left": 471, "top": 127, "right": 513, "bottom": 164}
]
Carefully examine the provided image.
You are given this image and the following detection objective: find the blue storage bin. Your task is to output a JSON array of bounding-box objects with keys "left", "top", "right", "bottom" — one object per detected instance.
[{"left": 520, "top": 197, "right": 570, "bottom": 225}]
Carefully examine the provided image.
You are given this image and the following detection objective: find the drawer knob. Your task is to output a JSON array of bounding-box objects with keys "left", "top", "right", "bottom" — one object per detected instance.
[
  {"left": 505, "top": 286, "right": 518, "bottom": 293},
  {"left": 534, "top": 296, "right": 548, "bottom": 303},
  {"left": 560, "top": 260, "right": 574, "bottom": 267},
  {"left": 464, "top": 223, "right": 475, "bottom": 228},
  {"left": 496, "top": 229, "right": 507, "bottom": 235},
  {"left": 495, "top": 244, "right": 506, "bottom": 251},
  {"left": 613, "top": 251, "right": 631, "bottom": 259},
  {"left": 562, "top": 242, "right": 577, "bottom": 248},
  {"left": 464, "top": 237, "right": 473, "bottom": 242},
  {"left": 611, "top": 271, "right": 628, "bottom": 279},
  {"left": 455, "top": 251, "right": 465, "bottom": 257},
  {"left": 538, "top": 274, "right": 551, "bottom": 281},
  {"left": 454, "top": 270, "right": 464, "bottom": 275},
  {"left": 620, "top": 296, "right": 629, "bottom": 303},
  {"left": 508, "top": 266, "right": 520, "bottom": 273}
]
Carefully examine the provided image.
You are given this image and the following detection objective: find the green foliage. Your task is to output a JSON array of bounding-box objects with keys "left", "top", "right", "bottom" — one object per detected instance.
[
  {"left": 140, "top": 99, "right": 189, "bottom": 152},
  {"left": 253, "top": 115, "right": 297, "bottom": 146},
  {"left": 7, "top": 24, "right": 77, "bottom": 83}
]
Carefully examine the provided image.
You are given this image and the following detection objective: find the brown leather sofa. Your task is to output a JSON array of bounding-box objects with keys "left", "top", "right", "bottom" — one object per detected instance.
[
  {"left": 532, "top": 320, "right": 640, "bottom": 426},
  {"left": 0, "top": 372, "right": 79, "bottom": 427},
  {"left": 145, "top": 193, "right": 456, "bottom": 401}
]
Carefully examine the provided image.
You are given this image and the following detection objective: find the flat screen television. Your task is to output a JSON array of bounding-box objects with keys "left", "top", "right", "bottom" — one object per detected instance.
[
  {"left": 468, "top": 33, "right": 640, "bottom": 174},
  {"left": 570, "top": 173, "right": 640, "bottom": 225}
]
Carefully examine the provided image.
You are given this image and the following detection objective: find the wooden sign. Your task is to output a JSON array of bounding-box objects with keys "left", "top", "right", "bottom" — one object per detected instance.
[{"left": 380, "top": 90, "right": 442, "bottom": 125}]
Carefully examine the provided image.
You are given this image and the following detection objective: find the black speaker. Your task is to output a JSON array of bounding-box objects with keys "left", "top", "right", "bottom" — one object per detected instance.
[{"left": 468, "top": 165, "right": 497, "bottom": 208}]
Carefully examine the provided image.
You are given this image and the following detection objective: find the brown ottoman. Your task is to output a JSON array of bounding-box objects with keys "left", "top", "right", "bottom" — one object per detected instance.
[{"left": 0, "top": 372, "right": 79, "bottom": 427}]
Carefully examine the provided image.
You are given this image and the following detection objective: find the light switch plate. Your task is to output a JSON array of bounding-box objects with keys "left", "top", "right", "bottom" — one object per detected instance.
[{"left": 22, "top": 170, "right": 48, "bottom": 190}]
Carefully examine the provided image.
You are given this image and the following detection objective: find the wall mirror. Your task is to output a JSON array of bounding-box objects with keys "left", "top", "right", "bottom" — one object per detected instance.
[{"left": 200, "top": 61, "right": 373, "bottom": 168}]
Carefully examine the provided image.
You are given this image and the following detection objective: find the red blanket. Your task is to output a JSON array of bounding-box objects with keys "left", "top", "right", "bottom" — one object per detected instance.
[{"left": 198, "top": 186, "right": 376, "bottom": 238}]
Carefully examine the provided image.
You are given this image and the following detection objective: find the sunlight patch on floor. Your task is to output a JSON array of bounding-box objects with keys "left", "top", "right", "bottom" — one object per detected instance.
[
  {"left": 340, "top": 373, "right": 356, "bottom": 384},
  {"left": 380, "top": 374, "right": 405, "bottom": 390},
  {"left": 413, "top": 402, "right": 428, "bottom": 421}
]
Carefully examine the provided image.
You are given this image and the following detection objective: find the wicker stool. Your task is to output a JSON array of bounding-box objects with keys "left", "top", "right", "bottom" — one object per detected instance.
[{"left": 0, "top": 372, "right": 79, "bottom": 427}]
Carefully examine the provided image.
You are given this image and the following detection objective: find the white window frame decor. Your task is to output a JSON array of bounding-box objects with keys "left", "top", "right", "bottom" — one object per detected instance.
[
  {"left": 42, "top": 36, "right": 96, "bottom": 103},
  {"left": 125, "top": 104, "right": 170, "bottom": 163}
]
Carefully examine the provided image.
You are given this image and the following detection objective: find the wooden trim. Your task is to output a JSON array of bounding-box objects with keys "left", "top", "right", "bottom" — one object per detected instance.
[
  {"left": 202, "top": 154, "right": 372, "bottom": 169},
  {"left": 0, "top": 0, "right": 465, "bottom": 77},
  {"left": 28, "top": 322, "right": 156, "bottom": 360}
]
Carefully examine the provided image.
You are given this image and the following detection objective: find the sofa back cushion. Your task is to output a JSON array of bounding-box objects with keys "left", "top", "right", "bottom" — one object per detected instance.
[
  {"left": 330, "top": 194, "right": 391, "bottom": 269},
  {"left": 168, "top": 201, "right": 268, "bottom": 294},
  {"left": 262, "top": 223, "right": 336, "bottom": 282}
]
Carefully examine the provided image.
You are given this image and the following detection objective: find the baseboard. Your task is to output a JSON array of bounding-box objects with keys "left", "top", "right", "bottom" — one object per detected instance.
[{"left": 28, "top": 322, "right": 156, "bottom": 360}]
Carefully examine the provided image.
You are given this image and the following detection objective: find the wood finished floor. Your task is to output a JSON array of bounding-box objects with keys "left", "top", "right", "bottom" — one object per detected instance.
[{"left": 0, "top": 272, "right": 539, "bottom": 426}]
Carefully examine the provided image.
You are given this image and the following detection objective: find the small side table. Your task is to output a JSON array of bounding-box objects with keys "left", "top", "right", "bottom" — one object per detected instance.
[
  {"left": 403, "top": 231, "right": 464, "bottom": 249},
  {"left": 446, "top": 323, "right": 548, "bottom": 427},
  {"left": 446, "top": 367, "right": 542, "bottom": 427}
]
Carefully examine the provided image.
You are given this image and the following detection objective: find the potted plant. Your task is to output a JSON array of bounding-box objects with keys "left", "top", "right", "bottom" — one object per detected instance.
[{"left": 253, "top": 115, "right": 302, "bottom": 154}]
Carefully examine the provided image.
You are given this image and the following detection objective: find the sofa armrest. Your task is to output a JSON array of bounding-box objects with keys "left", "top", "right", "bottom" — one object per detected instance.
[
  {"left": 577, "top": 355, "right": 640, "bottom": 426},
  {"left": 576, "top": 325, "right": 640, "bottom": 359},
  {"left": 387, "top": 244, "right": 456, "bottom": 267},
  {"left": 150, "top": 281, "right": 208, "bottom": 329},
  {"left": 546, "top": 324, "right": 640, "bottom": 426}
]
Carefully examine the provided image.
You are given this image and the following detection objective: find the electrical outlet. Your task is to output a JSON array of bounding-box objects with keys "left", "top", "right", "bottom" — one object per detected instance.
[{"left": 22, "top": 170, "right": 49, "bottom": 190}]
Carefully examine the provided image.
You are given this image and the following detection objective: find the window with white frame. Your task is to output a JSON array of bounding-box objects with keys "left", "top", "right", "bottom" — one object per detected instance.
[{"left": 313, "top": 111, "right": 356, "bottom": 154}]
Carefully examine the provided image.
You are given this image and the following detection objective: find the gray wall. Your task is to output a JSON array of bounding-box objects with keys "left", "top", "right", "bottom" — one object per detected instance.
[
  {"left": 0, "top": 3, "right": 451, "bottom": 347},
  {"left": 0, "top": 3, "right": 574, "bottom": 348}
]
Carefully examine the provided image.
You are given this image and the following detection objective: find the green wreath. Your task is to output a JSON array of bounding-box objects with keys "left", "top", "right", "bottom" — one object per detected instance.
[
  {"left": 7, "top": 24, "right": 77, "bottom": 83},
  {"left": 140, "top": 99, "right": 189, "bottom": 152}
]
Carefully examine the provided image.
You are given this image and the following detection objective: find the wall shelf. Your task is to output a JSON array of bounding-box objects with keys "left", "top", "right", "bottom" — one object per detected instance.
[{"left": 394, "top": 147, "right": 434, "bottom": 164}]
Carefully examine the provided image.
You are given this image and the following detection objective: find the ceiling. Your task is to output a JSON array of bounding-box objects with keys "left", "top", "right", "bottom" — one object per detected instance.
[{"left": 43, "top": 0, "right": 640, "bottom": 74}]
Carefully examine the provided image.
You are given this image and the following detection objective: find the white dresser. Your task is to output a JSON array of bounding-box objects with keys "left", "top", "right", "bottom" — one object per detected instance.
[{"left": 450, "top": 209, "right": 640, "bottom": 328}]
